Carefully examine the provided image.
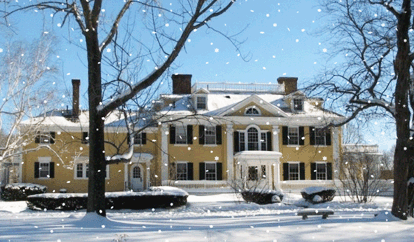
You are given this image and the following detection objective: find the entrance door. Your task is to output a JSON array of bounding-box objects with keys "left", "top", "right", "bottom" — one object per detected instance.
[{"left": 131, "top": 165, "right": 144, "bottom": 191}]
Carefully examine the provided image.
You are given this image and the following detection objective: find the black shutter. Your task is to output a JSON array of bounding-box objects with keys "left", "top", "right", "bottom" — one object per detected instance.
[
  {"left": 34, "top": 162, "right": 40, "bottom": 178},
  {"left": 217, "top": 163, "right": 222, "bottom": 180},
  {"left": 127, "top": 134, "right": 130, "bottom": 145},
  {"left": 234, "top": 131, "right": 239, "bottom": 153},
  {"left": 283, "top": 163, "right": 289, "bottom": 181},
  {"left": 35, "top": 132, "right": 40, "bottom": 143},
  {"left": 199, "top": 162, "right": 205, "bottom": 180},
  {"left": 50, "top": 162, "right": 55, "bottom": 178},
  {"left": 326, "top": 129, "right": 332, "bottom": 146},
  {"left": 216, "top": 126, "right": 222, "bottom": 145},
  {"left": 311, "top": 162, "right": 316, "bottom": 180},
  {"left": 327, "top": 163, "right": 333, "bottom": 180},
  {"left": 141, "top": 132, "right": 147, "bottom": 145},
  {"left": 199, "top": 125, "right": 205, "bottom": 145},
  {"left": 299, "top": 127, "right": 304, "bottom": 146},
  {"left": 282, "top": 126, "right": 288, "bottom": 145},
  {"left": 170, "top": 125, "right": 175, "bottom": 144},
  {"left": 300, "top": 162, "right": 305, "bottom": 180},
  {"left": 267, "top": 131, "right": 272, "bottom": 151},
  {"left": 82, "top": 132, "right": 89, "bottom": 144},
  {"left": 310, "top": 127, "right": 315, "bottom": 145},
  {"left": 50, "top": 132, "right": 56, "bottom": 144},
  {"left": 187, "top": 125, "right": 193, "bottom": 144},
  {"left": 187, "top": 162, "right": 193, "bottom": 180}
]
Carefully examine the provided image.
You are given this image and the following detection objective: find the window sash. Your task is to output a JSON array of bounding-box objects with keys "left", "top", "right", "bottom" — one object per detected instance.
[
  {"left": 205, "top": 126, "right": 216, "bottom": 145},
  {"left": 316, "top": 163, "right": 327, "bottom": 180},
  {"left": 205, "top": 163, "right": 216, "bottom": 180},
  {"left": 75, "top": 163, "right": 107, "bottom": 179},
  {"left": 245, "top": 107, "right": 260, "bottom": 115},
  {"left": 76, "top": 163, "right": 83, "bottom": 178},
  {"left": 39, "top": 162, "right": 50, "bottom": 178},
  {"left": 315, "top": 128, "right": 326, "bottom": 145},
  {"left": 248, "top": 166, "right": 258, "bottom": 181},
  {"left": 260, "top": 133, "right": 267, "bottom": 151},
  {"left": 239, "top": 133, "right": 246, "bottom": 151},
  {"left": 175, "top": 126, "right": 187, "bottom": 144},
  {"left": 293, "top": 99, "right": 303, "bottom": 111},
  {"left": 288, "top": 163, "right": 299, "bottom": 180},
  {"left": 288, "top": 127, "right": 299, "bottom": 145},
  {"left": 134, "top": 132, "right": 142, "bottom": 145},
  {"left": 176, "top": 163, "right": 188, "bottom": 180},
  {"left": 132, "top": 166, "right": 141, "bottom": 179},
  {"left": 39, "top": 133, "right": 52, "bottom": 144},
  {"left": 247, "top": 128, "right": 259, "bottom": 150},
  {"left": 197, "top": 97, "right": 206, "bottom": 109}
]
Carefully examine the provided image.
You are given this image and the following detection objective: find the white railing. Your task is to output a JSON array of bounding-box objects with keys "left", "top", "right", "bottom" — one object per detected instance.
[
  {"left": 162, "top": 180, "right": 229, "bottom": 189},
  {"left": 343, "top": 144, "right": 380, "bottom": 153},
  {"left": 192, "top": 82, "right": 284, "bottom": 94}
]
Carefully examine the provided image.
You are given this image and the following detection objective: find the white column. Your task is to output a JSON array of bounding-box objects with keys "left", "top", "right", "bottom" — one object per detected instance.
[
  {"left": 124, "top": 163, "right": 128, "bottom": 191},
  {"left": 275, "top": 162, "right": 281, "bottom": 190},
  {"left": 146, "top": 161, "right": 151, "bottom": 189},
  {"left": 18, "top": 148, "right": 23, "bottom": 183},
  {"left": 161, "top": 124, "right": 169, "bottom": 183},
  {"left": 332, "top": 127, "right": 340, "bottom": 178},
  {"left": 268, "top": 164, "right": 273, "bottom": 189},
  {"left": 272, "top": 126, "right": 280, "bottom": 152},
  {"left": 226, "top": 124, "right": 234, "bottom": 181}
]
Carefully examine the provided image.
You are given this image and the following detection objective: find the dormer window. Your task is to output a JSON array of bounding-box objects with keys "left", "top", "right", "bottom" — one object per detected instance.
[
  {"left": 293, "top": 98, "right": 304, "bottom": 111},
  {"left": 245, "top": 107, "right": 260, "bottom": 116},
  {"left": 196, "top": 96, "right": 207, "bottom": 110}
]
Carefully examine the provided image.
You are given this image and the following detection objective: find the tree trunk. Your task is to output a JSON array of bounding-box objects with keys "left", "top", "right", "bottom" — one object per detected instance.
[
  {"left": 86, "top": 32, "right": 106, "bottom": 217},
  {"left": 391, "top": 0, "right": 412, "bottom": 220}
]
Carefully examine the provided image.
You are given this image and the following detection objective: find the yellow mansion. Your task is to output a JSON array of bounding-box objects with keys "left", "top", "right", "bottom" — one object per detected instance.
[{"left": 17, "top": 75, "right": 344, "bottom": 193}]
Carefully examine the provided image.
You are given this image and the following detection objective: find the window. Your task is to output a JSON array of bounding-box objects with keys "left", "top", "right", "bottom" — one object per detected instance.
[
  {"left": 288, "top": 127, "right": 299, "bottom": 145},
  {"left": 261, "top": 165, "right": 266, "bottom": 178},
  {"left": 35, "top": 131, "right": 55, "bottom": 144},
  {"left": 81, "top": 132, "right": 89, "bottom": 144},
  {"left": 176, "top": 163, "right": 188, "bottom": 180},
  {"left": 293, "top": 98, "right": 303, "bottom": 111},
  {"left": 196, "top": 96, "right": 207, "bottom": 109},
  {"left": 132, "top": 166, "right": 141, "bottom": 179},
  {"left": 316, "top": 163, "right": 327, "bottom": 180},
  {"left": 247, "top": 127, "right": 259, "bottom": 150},
  {"left": 245, "top": 107, "right": 260, "bottom": 115},
  {"left": 248, "top": 166, "right": 258, "bottom": 181},
  {"left": 175, "top": 126, "right": 187, "bottom": 144},
  {"left": 260, "top": 133, "right": 267, "bottom": 151},
  {"left": 39, "top": 162, "right": 50, "bottom": 178},
  {"left": 315, "top": 128, "right": 326, "bottom": 146},
  {"left": 239, "top": 133, "right": 246, "bottom": 152},
  {"left": 74, "top": 162, "right": 108, "bottom": 179},
  {"left": 288, "top": 163, "right": 299, "bottom": 180},
  {"left": 204, "top": 126, "right": 216, "bottom": 145},
  {"left": 134, "top": 132, "right": 142, "bottom": 145},
  {"left": 205, "top": 162, "right": 217, "bottom": 180}
]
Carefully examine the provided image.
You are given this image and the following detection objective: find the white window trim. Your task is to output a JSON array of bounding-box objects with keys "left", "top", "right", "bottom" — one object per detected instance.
[
  {"left": 315, "top": 161, "right": 327, "bottom": 180},
  {"left": 244, "top": 106, "right": 261, "bottom": 116},
  {"left": 133, "top": 132, "right": 143, "bottom": 146},
  {"left": 196, "top": 95, "right": 208, "bottom": 110},
  {"left": 37, "top": 157, "right": 51, "bottom": 179},
  {"left": 205, "top": 162, "right": 217, "bottom": 181},
  {"left": 287, "top": 126, "right": 300, "bottom": 146},
  {"left": 292, "top": 98, "right": 304, "bottom": 112},
  {"left": 238, "top": 125, "right": 269, "bottom": 151},
  {"left": 176, "top": 161, "right": 188, "bottom": 181},
  {"left": 204, "top": 126, "right": 216, "bottom": 145},
  {"left": 37, "top": 131, "right": 53, "bottom": 145},
  {"left": 175, "top": 125, "right": 187, "bottom": 145},
  {"left": 288, "top": 162, "right": 300, "bottom": 181},
  {"left": 314, "top": 127, "right": 327, "bottom": 147},
  {"left": 73, "top": 161, "right": 109, "bottom": 180}
]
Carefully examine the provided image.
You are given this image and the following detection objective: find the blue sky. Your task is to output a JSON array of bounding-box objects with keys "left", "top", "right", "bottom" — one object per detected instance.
[{"left": 2, "top": 0, "right": 396, "bottom": 151}]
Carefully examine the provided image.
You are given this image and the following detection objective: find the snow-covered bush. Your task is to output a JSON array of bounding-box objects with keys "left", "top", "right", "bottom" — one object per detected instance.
[
  {"left": 241, "top": 189, "right": 284, "bottom": 205},
  {"left": 301, "top": 186, "right": 335, "bottom": 204},
  {"left": 1, "top": 183, "right": 47, "bottom": 201},
  {"left": 27, "top": 186, "right": 189, "bottom": 210}
]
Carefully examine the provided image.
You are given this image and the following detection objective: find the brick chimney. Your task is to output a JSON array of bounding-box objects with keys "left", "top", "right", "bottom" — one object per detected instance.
[
  {"left": 277, "top": 77, "right": 298, "bottom": 94},
  {"left": 72, "top": 79, "right": 80, "bottom": 117},
  {"left": 172, "top": 74, "right": 192, "bottom": 94}
]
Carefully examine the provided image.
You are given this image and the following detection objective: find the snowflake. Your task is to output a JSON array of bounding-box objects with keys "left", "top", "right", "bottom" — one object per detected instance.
[{"left": 215, "top": 48, "right": 219, "bottom": 52}]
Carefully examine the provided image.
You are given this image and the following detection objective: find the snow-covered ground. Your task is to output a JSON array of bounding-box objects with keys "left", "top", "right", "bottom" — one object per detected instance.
[{"left": 0, "top": 193, "right": 413, "bottom": 241}]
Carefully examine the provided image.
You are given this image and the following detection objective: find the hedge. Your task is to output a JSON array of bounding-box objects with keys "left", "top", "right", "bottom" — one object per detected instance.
[
  {"left": 241, "top": 189, "right": 284, "bottom": 204},
  {"left": 301, "top": 186, "right": 336, "bottom": 204},
  {"left": 1, "top": 183, "right": 47, "bottom": 201}
]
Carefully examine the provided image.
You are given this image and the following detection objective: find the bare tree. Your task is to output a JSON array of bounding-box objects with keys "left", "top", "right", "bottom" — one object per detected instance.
[
  {"left": 306, "top": 0, "right": 414, "bottom": 219},
  {"left": 6, "top": 0, "right": 239, "bottom": 217},
  {"left": 0, "top": 35, "right": 59, "bottom": 184}
]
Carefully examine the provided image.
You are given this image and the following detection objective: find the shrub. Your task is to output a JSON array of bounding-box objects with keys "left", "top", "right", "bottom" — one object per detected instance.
[
  {"left": 1, "top": 183, "right": 47, "bottom": 201},
  {"left": 241, "top": 189, "right": 284, "bottom": 204},
  {"left": 27, "top": 186, "right": 188, "bottom": 210},
  {"left": 301, "top": 186, "right": 335, "bottom": 204}
]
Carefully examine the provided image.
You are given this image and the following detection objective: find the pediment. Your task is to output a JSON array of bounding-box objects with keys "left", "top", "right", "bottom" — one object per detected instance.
[{"left": 221, "top": 95, "right": 287, "bottom": 117}]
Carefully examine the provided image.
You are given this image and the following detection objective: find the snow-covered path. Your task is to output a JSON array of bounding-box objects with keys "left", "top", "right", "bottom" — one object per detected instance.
[{"left": 0, "top": 194, "right": 413, "bottom": 241}]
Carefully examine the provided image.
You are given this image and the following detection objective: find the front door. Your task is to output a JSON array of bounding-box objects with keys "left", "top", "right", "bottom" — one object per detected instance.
[{"left": 131, "top": 165, "right": 144, "bottom": 191}]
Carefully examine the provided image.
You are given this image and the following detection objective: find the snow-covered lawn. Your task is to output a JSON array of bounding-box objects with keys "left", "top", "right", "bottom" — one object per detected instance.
[{"left": 0, "top": 193, "right": 413, "bottom": 241}]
